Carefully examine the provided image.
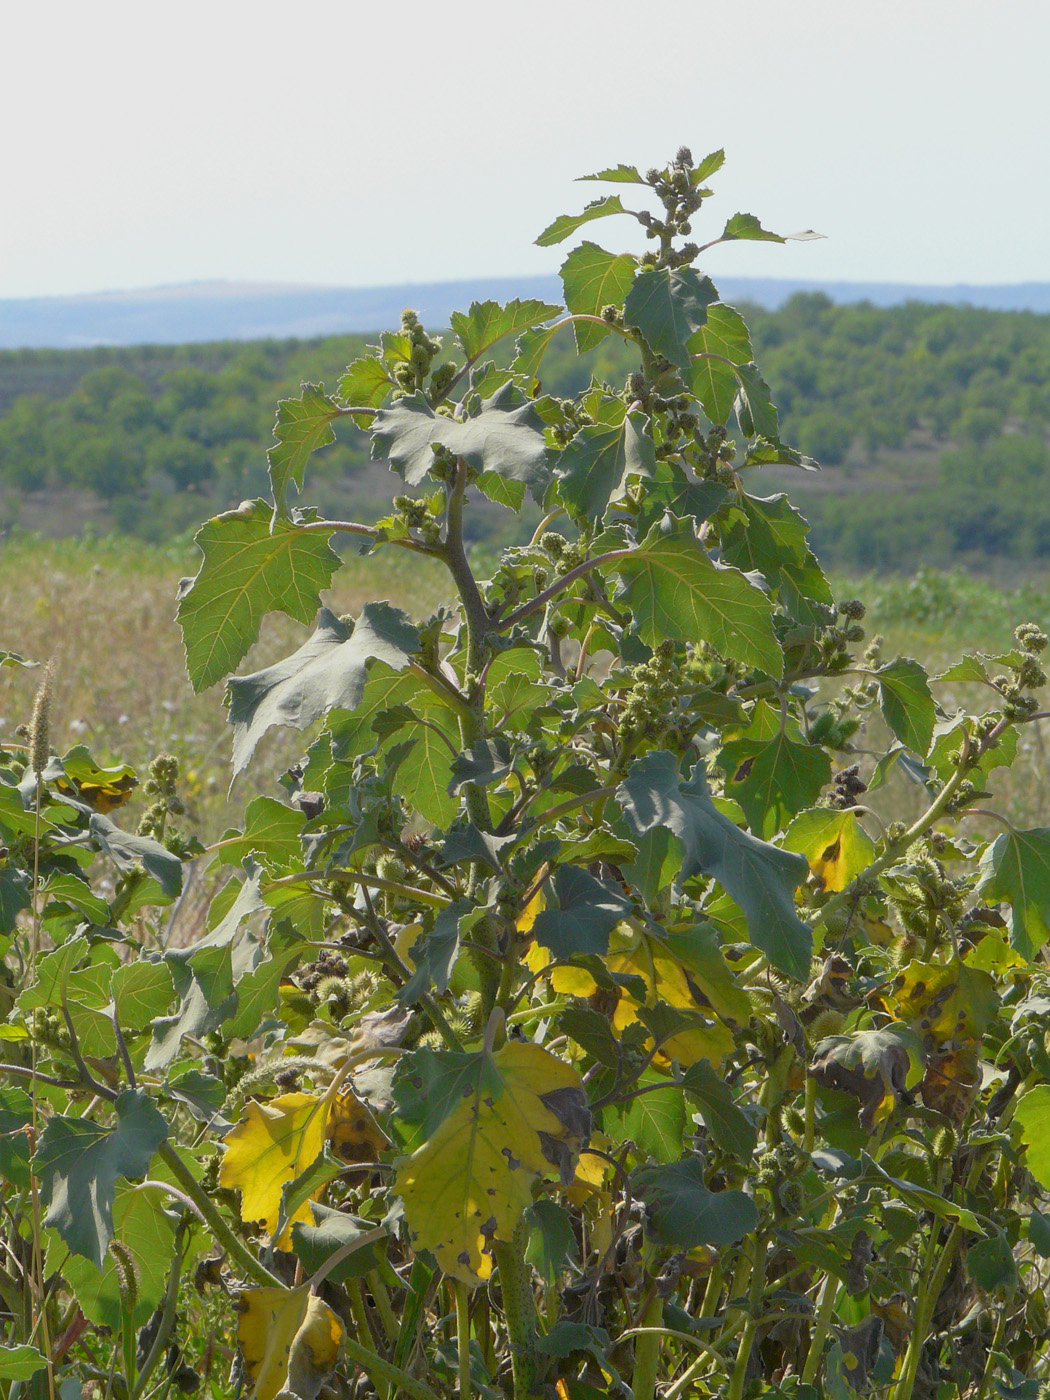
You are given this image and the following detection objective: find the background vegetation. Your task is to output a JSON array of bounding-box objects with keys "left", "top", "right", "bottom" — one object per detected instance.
[{"left": 3, "top": 294, "right": 1050, "bottom": 569}]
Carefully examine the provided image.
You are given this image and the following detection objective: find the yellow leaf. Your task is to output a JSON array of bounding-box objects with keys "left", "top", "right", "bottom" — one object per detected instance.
[
  {"left": 392, "top": 920, "right": 423, "bottom": 969},
  {"left": 964, "top": 929, "right": 1028, "bottom": 974},
  {"left": 522, "top": 890, "right": 601, "bottom": 995},
  {"left": 565, "top": 1133, "right": 612, "bottom": 1206},
  {"left": 783, "top": 808, "right": 876, "bottom": 893},
  {"left": 326, "top": 1086, "right": 390, "bottom": 1167},
  {"left": 238, "top": 1285, "right": 342, "bottom": 1400},
  {"left": 219, "top": 1093, "right": 328, "bottom": 1247},
  {"left": 516, "top": 888, "right": 545, "bottom": 936},
  {"left": 609, "top": 933, "right": 735, "bottom": 1068},
  {"left": 524, "top": 938, "right": 600, "bottom": 996},
  {"left": 879, "top": 959, "right": 998, "bottom": 1041},
  {"left": 394, "top": 1042, "right": 589, "bottom": 1286}
]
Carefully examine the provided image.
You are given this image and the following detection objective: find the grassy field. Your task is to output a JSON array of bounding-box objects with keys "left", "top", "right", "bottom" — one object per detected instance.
[{"left": 3, "top": 533, "right": 1049, "bottom": 845}]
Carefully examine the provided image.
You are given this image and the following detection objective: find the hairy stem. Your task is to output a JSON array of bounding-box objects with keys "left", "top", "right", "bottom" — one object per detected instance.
[{"left": 493, "top": 1222, "right": 540, "bottom": 1400}]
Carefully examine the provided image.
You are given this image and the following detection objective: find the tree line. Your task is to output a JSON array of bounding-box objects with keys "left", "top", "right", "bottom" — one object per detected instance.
[{"left": 1, "top": 292, "right": 1048, "bottom": 565}]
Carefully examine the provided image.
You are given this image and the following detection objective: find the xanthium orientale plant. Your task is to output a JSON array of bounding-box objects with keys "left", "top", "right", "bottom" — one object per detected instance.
[{"left": 4, "top": 147, "right": 1050, "bottom": 1400}]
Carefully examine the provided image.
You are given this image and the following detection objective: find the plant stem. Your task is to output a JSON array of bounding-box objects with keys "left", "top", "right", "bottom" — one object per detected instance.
[
  {"left": 455, "top": 1279, "right": 472, "bottom": 1400},
  {"left": 631, "top": 1294, "right": 664, "bottom": 1400},
  {"left": 498, "top": 549, "right": 635, "bottom": 633},
  {"left": 156, "top": 1141, "right": 283, "bottom": 1288},
  {"left": 800, "top": 1271, "right": 838, "bottom": 1385},
  {"left": 347, "top": 1279, "right": 389, "bottom": 1400},
  {"left": 131, "top": 1218, "right": 187, "bottom": 1400},
  {"left": 341, "top": 1336, "right": 444, "bottom": 1400},
  {"left": 727, "top": 1235, "right": 766, "bottom": 1400},
  {"left": 803, "top": 1068, "right": 817, "bottom": 1154},
  {"left": 493, "top": 1221, "right": 540, "bottom": 1400}
]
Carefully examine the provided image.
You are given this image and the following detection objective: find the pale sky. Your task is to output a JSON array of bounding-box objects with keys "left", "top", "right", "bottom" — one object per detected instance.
[{"left": 3, "top": 0, "right": 1049, "bottom": 300}]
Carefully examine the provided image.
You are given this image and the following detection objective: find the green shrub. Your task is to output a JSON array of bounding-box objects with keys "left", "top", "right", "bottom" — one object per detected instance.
[{"left": 4, "top": 148, "right": 1050, "bottom": 1400}]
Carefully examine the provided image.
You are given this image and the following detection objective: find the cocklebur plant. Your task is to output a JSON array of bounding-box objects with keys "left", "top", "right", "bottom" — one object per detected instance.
[{"left": 6, "top": 150, "right": 1050, "bottom": 1400}]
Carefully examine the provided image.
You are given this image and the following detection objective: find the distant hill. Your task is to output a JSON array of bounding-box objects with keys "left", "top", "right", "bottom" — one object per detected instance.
[{"left": 3, "top": 275, "right": 1050, "bottom": 348}]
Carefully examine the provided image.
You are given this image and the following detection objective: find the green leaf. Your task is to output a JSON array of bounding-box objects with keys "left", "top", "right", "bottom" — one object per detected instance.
[
  {"left": 512, "top": 323, "right": 562, "bottom": 381},
  {"left": 609, "top": 1072, "right": 687, "bottom": 1164},
  {"left": 0, "top": 1088, "right": 32, "bottom": 1187},
  {"left": 536, "top": 196, "right": 628, "bottom": 248},
  {"left": 321, "top": 662, "right": 462, "bottom": 826},
  {"left": 1029, "top": 1209, "right": 1050, "bottom": 1257},
  {"left": 690, "top": 149, "right": 726, "bottom": 184},
  {"left": 525, "top": 1199, "right": 578, "bottom": 1283},
  {"left": 623, "top": 266, "right": 718, "bottom": 374},
  {"left": 0, "top": 1345, "right": 47, "bottom": 1380},
  {"left": 560, "top": 242, "right": 638, "bottom": 353},
  {"left": 0, "top": 865, "right": 31, "bottom": 934},
  {"left": 226, "top": 604, "right": 419, "bottom": 777},
  {"left": 555, "top": 409, "right": 656, "bottom": 524},
  {"left": 112, "top": 959, "right": 176, "bottom": 1033},
  {"left": 966, "top": 1229, "right": 1017, "bottom": 1291},
  {"left": 224, "top": 922, "right": 306, "bottom": 1040},
  {"left": 690, "top": 304, "right": 754, "bottom": 425},
  {"left": 449, "top": 298, "right": 561, "bottom": 360},
  {"left": 733, "top": 363, "right": 780, "bottom": 439},
  {"left": 719, "top": 212, "right": 786, "bottom": 244},
  {"left": 680, "top": 1059, "right": 757, "bottom": 1159},
  {"left": 935, "top": 655, "right": 990, "bottom": 684},
  {"left": 447, "top": 737, "right": 513, "bottom": 794},
  {"left": 292, "top": 1202, "right": 385, "bottom": 1283},
  {"left": 531, "top": 866, "right": 631, "bottom": 960},
  {"left": 721, "top": 495, "right": 833, "bottom": 624},
  {"left": 371, "top": 384, "right": 551, "bottom": 506},
  {"left": 719, "top": 722, "right": 831, "bottom": 839},
  {"left": 578, "top": 163, "right": 647, "bottom": 185},
  {"left": 618, "top": 752, "right": 811, "bottom": 979},
  {"left": 632, "top": 1157, "right": 757, "bottom": 1247},
  {"left": 276, "top": 1148, "right": 350, "bottom": 1245},
  {"left": 49, "top": 1176, "right": 184, "bottom": 1330},
  {"left": 558, "top": 1006, "right": 621, "bottom": 1065},
  {"left": 978, "top": 828, "right": 1050, "bottom": 958},
  {"left": 215, "top": 796, "right": 306, "bottom": 872},
  {"left": 89, "top": 814, "right": 183, "bottom": 899},
  {"left": 400, "top": 901, "right": 477, "bottom": 1003},
  {"left": 34, "top": 1088, "right": 169, "bottom": 1268},
  {"left": 178, "top": 504, "right": 342, "bottom": 691},
  {"left": 337, "top": 356, "right": 395, "bottom": 408},
  {"left": 268, "top": 383, "right": 340, "bottom": 517},
  {"left": 876, "top": 658, "right": 936, "bottom": 757},
  {"left": 612, "top": 517, "right": 782, "bottom": 677},
  {"left": 1014, "top": 1086, "right": 1050, "bottom": 1187}
]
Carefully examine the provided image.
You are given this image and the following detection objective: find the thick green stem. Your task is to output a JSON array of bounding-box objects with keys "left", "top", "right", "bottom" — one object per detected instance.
[
  {"left": 347, "top": 1280, "right": 389, "bottom": 1400},
  {"left": 632, "top": 1293, "right": 663, "bottom": 1400},
  {"left": 157, "top": 1141, "right": 282, "bottom": 1288},
  {"left": 727, "top": 1237, "right": 766, "bottom": 1400},
  {"left": 801, "top": 1272, "right": 838, "bottom": 1385},
  {"left": 342, "top": 1336, "right": 444, "bottom": 1400},
  {"left": 455, "top": 1279, "right": 473, "bottom": 1400},
  {"left": 494, "top": 1222, "right": 540, "bottom": 1399}
]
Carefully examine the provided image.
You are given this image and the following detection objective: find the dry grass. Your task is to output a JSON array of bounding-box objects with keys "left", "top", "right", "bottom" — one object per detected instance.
[
  {"left": 0, "top": 532, "right": 451, "bottom": 841},
  {"left": 4, "top": 537, "right": 1050, "bottom": 846}
]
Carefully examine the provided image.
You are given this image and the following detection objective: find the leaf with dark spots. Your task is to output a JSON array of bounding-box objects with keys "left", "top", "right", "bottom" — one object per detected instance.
[{"left": 809, "top": 1027, "right": 924, "bottom": 1132}]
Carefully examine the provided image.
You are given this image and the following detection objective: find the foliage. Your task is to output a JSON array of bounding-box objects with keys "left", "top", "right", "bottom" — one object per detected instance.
[
  {"left": 5, "top": 148, "right": 1050, "bottom": 1400},
  {"left": 5, "top": 275, "right": 1050, "bottom": 572}
]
